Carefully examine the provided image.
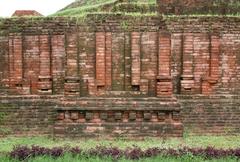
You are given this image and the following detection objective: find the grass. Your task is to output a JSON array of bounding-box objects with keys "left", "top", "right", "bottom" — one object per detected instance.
[
  {"left": 163, "top": 14, "right": 240, "bottom": 18},
  {"left": 52, "top": 0, "right": 157, "bottom": 17},
  {"left": 51, "top": 0, "right": 240, "bottom": 17},
  {"left": 0, "top": 136, "right": 239, "bottom": 161},
  {"left": 74, "top": 0, "right": 156, "bottom": 4},
  {"left": 0, "top": 154, "right": 239, "bottom": 162},
  {"left": 0, "top": 136, "right": 240, "bottom": 153},
  {"left": 52, "top": 0, "right": 117, "bottom": 17}
]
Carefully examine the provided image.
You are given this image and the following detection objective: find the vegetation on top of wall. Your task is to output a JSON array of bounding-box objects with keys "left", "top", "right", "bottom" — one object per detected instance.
[
  {"left": 0, "top": 17, "right": 4, "bottom": 27},
  {"left": 112, "top": 3, "right": 157, "bottom": 13},
  {"left": 73, "top": 0, "right": 156, "bottom": 4},
  {"left": 163, "top": 14, "right": 240, "bottom": 20},
  {"left": 212, "top": 0, "right": 240, "bottom": 7},
  {"left": 0, "top": 14, "right": 239, "bottom": 34},
  {"left": 0, "top": 0, "right": 240, "bottom": 31},
  {"left": 161, "top": 0, "right": 240, "bottom": 15},
  {"left": 0, "top": 14, "right": 239, "bottom": 28},
  {"left": 0, "top": 13, "right": 157, "bottom": 34},
  {"left": 0, "top": 103, "right": 15, "bottom": 123}
]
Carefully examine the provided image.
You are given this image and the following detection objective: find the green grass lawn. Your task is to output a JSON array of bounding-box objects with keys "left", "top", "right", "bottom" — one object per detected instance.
[
  {"left": 0, "top": 135, "right": 240, "bottom": 153},
  {"left": 0, "top": 154, "right": 238, "bottom": 162},
  {"left": 0, "top": 135, "right": 239, "bottom": 161}
]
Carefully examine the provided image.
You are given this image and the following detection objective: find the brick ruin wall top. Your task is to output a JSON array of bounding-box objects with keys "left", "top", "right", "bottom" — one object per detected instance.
[{"left": 12, "top": 10, "right": 43, "bottom": 17}]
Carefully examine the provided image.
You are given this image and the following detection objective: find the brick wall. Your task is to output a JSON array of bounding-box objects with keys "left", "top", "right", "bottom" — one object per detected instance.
[
  {"left": 179, "top": 95, "right": 240, "bottom": 135},
  {"left": 166, "top": 17, "right": 240, "bottom": 95},
  {"left": 157, "top": 0, "right": 240, "bottom": 15},
  {"left": 0, "top": 96, "right": 57, "bottom": 136},
  {"left": 0, "top": 16, "right": 240, "bottom": 137}
]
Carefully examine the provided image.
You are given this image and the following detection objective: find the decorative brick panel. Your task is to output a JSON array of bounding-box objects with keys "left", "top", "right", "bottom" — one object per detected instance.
[
  {"left": 202, "top": 34, "right": 220, "bottom": 94},
  {"left": 181, "top": 33, "right": 195, "bottom": 94},
  {"left": 65, "top": 33, "right": 80, "bottom": 96},
  {"left": 112, "top": 33, "right": 125, "bottom": 91},
  {"left": 38, "top": 35, "right": 52, "bottom": 94},
  {"left": 65, "top": 33, "right": 78, "bottom": 77},
  {"left": 105, "top": 32, "right": 112, "bottom": 90},
  {"left": 23, "top": 35, "right": 40, "bottom": 94},
  {"left": 141, "top": 32, "right": 158, "bottom": 95},
  {"left": 171, "top": 33, "right": 182, "bottom": 94},
  {"left": 84, "top": 33, "right": 96, "bottom": 96},
  {"left": 78, "top": 32, "right": 95, "bottom": 96},
  {"left": 193, "top": 33, "right": 210, "bottom": 94},
  {"left": 210, "top": 35, "right": 220, "bottom": 79},
  {"left": 158, "top": 33, "right": 171, "bottom": 76},
  {"left": 96, "top": 32, "right": 106, "bottom": 87},
  {"left": 51, "top": 35, "right": 65, "bottom": 95},
  {"left": 182, "top": 33, "right": 194, "bottom": 76},
  {"left": 157, "top": 33, "right": 172, "bottom": 97},
  {"left": 221, "top": 34, "right": 237, "bottom": 91},
  {"left": 0, "top": 36, "right": 8, "bottom": 91},
  {"left": 124, "top": 33, "right": 132, "bottom": 91},
  {"left": 131, "top": 32, "right": 141, "bottom": 86},
  {"left": 9, "top": 34, "right": 23, "bottom": 88},
  {"left": 9, "top": 34, "right": 23, "bottom": 92}
]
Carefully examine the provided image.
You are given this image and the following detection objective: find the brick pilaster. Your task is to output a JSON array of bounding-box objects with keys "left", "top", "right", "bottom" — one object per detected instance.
[
  {"left": 157, "top": 32, "right": 173, "bottom": 97},
  {"left": 65, "top": 33, "right": 80, "bottom": 96},
  {"left": 181, "top": 33, "right": 194, "bottom": 94},
  {"left": 38, "top": 35, "right": 52, "bottom": 95},
  {"left": 23, "top": 35, "right": 40, "bottom": 95},
  {"left": 131, "top": 32, "right": 141, "bottom": 86},
  {"left": 105, "top": 32, "right": 112, "bottom": 90},
  {"left": 96, "top": 32, "right": 106, "bottom": 88},
  {"left": 9, "top": 33, "right": 24, "bottom": 94},
  {"left": 51, "top": 35, "right": 65, "bottom": 95},
  {"left": 202, "top": 34, "right": 220, "bottom": 94}
]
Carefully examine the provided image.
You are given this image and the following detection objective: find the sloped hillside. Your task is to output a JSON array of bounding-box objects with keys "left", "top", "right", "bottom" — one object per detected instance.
[
  {"left": 52, "top": 0, "right": 157, "bottom": 17},
  {"left": 52, "top": 0, "right": 240, "bottom": 17}
]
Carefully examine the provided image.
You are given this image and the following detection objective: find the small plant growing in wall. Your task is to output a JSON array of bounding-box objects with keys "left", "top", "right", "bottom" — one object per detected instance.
[
  {"left": 0, "top": 112, "right": 6, "bottom": 123},
  {"left": 0, "top": 103, "right": 13, "bottom": 136},
  {"left": 120, "top": 21, "right": 129, "bottom": 30},
  {"left": 0, "top": 111, "right": 11, "bottom": 136},
  {"left": 0, "top": 127, "right": 11, "bottom": 136}
]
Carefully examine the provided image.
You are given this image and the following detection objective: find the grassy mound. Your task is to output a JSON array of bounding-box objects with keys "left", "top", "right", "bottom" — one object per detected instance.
[{"left": 51, "top": 0, "right": 157, "bottom": 17}]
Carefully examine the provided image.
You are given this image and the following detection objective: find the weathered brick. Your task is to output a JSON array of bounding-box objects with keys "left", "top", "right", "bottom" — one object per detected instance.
[{"left": 70, "top": 112, "right": 79, "bottom": 120}]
